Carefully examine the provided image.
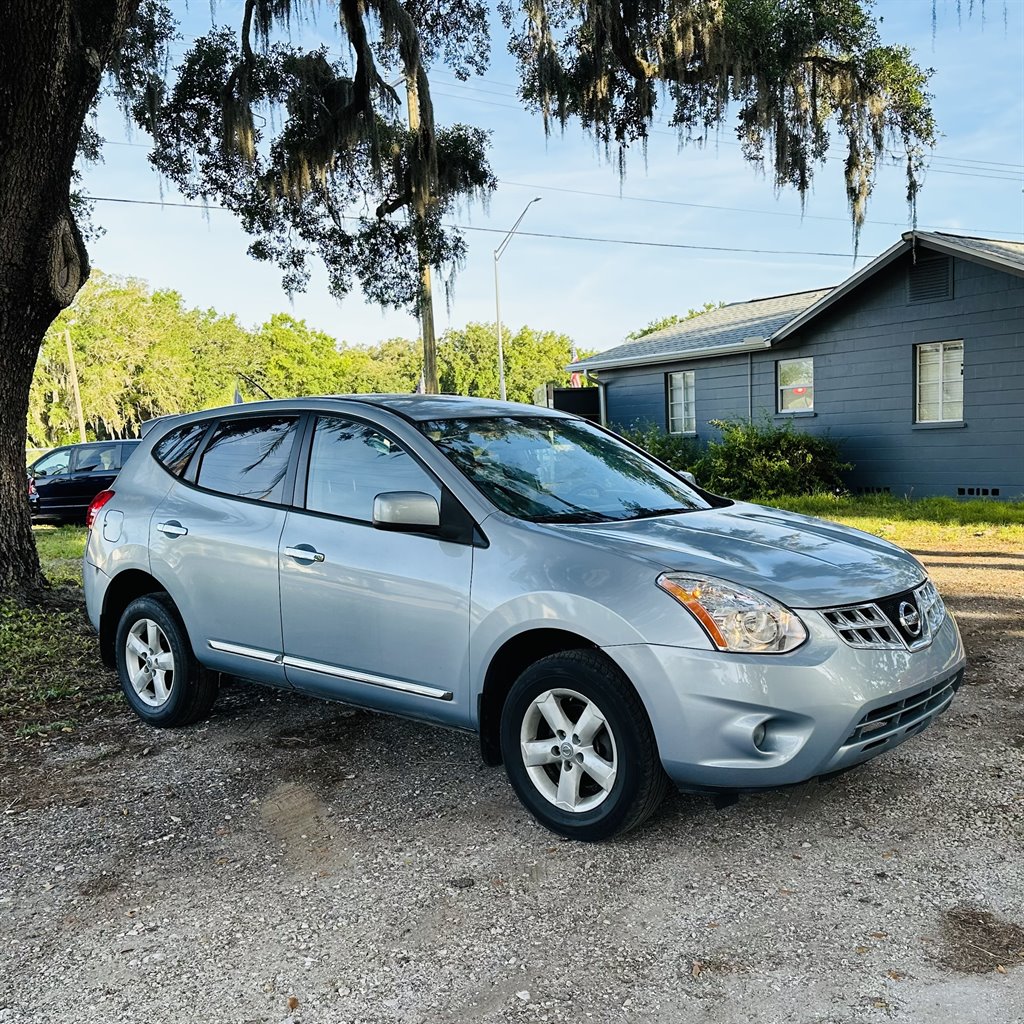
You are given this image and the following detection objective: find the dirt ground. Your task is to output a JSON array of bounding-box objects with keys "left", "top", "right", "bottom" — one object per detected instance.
[{"left": 1, "top": 541, "right": 1023, "bottom": 1024}]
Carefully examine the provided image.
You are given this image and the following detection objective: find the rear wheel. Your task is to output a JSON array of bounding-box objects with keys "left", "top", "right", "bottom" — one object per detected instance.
[
  {"left": 500, "top": 650, "right": 668, "bottom": 841},
  {"left": 115, "top": 594, "right": 218, "bottom": 727}
]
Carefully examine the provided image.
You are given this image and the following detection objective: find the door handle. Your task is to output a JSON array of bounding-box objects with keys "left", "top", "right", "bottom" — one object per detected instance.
[
  {"left": 156, "top": 521, "right": 188, "bottom": 537},
  {"left": 285, "top": 545, "right": 325, "bottom": 563}
]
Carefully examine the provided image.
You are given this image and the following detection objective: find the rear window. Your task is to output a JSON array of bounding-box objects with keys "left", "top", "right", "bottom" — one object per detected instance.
[
  {"left": 195, "top": 416, "right": 298, "bottom": 503},
  {"left": 153, "top": 423, "right": 208, "bottom": 478}
]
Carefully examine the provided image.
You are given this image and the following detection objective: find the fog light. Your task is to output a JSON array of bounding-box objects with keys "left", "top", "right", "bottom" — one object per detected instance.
[{"left": 752, "top": 722, "right": 767, "bottom": 750}]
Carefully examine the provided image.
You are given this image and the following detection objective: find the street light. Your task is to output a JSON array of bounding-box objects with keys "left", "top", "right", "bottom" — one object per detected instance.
[{"left": 494, "top": 197, "right": 541, "bottom": 401}]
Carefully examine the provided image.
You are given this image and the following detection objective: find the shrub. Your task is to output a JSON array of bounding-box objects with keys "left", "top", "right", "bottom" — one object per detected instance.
[
  {"left": 693, "top": 419, "right": 851, "bottom": 500},
  {"left": 614, "top": 421, "right": 702, "bottom": 473}
]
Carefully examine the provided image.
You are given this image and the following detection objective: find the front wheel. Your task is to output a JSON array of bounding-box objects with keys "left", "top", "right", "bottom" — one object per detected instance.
[
  {"left": 115, "top": 593, "right": 218, "bottom": 727},
  {"left": 500, "top": 650, "right": 669, "bottom": 841}
]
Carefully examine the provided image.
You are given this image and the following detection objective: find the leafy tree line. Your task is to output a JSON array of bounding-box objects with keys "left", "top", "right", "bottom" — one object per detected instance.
[{"left": 28, "top": 272, "right": 586, "bottom": 447}]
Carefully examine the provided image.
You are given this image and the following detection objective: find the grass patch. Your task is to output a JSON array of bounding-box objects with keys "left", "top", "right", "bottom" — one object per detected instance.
[
  {"left": 0, "top": 595, "right": 114, "bottom": 727},
  {"left": 765, "top": 494, "right": 1024, "bottom": 549},
  {"left": 0, "top": 526, "right": 110, "bottom": 728},
  {"left": 33, "top": 524, "right": 87, "bottom": 587}
]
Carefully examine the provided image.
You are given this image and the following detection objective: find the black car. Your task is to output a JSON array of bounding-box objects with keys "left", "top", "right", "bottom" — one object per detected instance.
[{"left": 28, "top": 440, "right": 141, "bottom": 523}]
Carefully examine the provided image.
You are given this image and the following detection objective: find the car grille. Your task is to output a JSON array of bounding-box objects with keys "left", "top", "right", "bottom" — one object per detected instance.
[
  {"left": 844, "top": 671, "right": 962, "bottom": 752},
  {"left": 822, "top": 580, "right": 946, "bottom": 652}
]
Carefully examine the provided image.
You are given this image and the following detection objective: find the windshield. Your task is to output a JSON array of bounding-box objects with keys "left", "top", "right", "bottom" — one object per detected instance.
[{"left": 420, "top": 416, "right": 713, "bottom": 523}]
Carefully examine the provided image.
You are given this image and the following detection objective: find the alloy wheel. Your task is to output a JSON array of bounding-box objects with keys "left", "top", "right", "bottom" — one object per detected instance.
[
  {"left": 125, "top": 618, "right": 175, "bottom": 708},
  {"left": 519, "top": 687, "right": 618, "bottom": 813}
]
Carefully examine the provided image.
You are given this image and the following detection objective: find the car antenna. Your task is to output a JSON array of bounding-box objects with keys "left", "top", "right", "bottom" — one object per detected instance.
[{"left": 234, "top": 371, "right": 274, "bottom": 400}]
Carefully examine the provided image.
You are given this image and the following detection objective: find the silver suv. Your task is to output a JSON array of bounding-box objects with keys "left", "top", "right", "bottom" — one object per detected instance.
[{"left": 84, "top": 396, "right": 965, "bottom": 840}]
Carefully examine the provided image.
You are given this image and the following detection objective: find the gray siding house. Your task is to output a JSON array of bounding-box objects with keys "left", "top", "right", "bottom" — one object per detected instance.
[{"left": 570, "top": 232, "right": 1024, "bottom": 499}]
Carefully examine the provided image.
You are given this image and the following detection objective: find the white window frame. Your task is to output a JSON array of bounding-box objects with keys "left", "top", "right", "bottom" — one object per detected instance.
[
  {"left": 777, "top": 357, "right": 814, "bottom": 412},
  {"left": 915, "top": 341, "right": 963, "bottom": 423},
  {"left": 667, "top": 370, "right": 696, "bottom": 434}
]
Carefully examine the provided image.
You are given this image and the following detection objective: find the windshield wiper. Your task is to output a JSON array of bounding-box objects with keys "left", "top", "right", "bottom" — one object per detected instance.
[
  {"left": 526, "top": 510, "right": 613, "bottom": 524},
  {"left": 622, "top": 506, "right": 690, "bottom": 520}
]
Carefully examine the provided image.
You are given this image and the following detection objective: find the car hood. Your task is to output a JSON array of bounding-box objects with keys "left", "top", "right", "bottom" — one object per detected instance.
[{"left": 557, "top": 501, "right": 923, "bottom": 609}]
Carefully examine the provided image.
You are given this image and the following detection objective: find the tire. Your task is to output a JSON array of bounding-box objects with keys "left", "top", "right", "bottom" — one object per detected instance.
[
  {"left": 115, "top": 593, "right": 218, "bottom": 727},
  {"left": 500, "top": 649, "right": 669, "bottom": 841}
]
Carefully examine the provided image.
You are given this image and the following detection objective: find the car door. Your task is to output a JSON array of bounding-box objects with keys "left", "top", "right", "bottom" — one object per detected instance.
[
  {"left": 29, "top": 446, "right": 75, "bottom": 516},
  {"left": 148, "top": 413, "right": 302, "bottom": 687},
  {"left": 279, "top": 414, "right": 473, "bottom": 725}
]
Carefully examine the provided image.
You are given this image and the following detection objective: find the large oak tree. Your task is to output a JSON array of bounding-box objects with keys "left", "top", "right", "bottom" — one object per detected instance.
[{"left": 1, "top": 0, "right": 935, "bottom": 592}]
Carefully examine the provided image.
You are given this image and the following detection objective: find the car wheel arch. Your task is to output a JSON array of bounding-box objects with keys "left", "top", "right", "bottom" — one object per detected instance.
[
  {"left": 99, "top": 569, "right": 172, "bottom": 669},
  {"left": 477, "top": 628, "right": 601, "bottom": 767}
]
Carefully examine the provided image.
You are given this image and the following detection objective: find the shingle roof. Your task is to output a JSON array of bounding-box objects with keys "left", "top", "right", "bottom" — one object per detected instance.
[
  {"left": 571, "top": 288, "right": 832, "bottom": 371},
  {"left": 572, "top": 231, "right": 1024, "bottom": 373},
  {"left": 925, "top": 232, "right": 1024, "bottom": 272}
]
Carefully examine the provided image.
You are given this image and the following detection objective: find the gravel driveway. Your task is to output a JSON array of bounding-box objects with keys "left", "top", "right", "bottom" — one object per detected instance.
[{"left": 2, "top": 544, "right": 1023, "bottom": 1023}]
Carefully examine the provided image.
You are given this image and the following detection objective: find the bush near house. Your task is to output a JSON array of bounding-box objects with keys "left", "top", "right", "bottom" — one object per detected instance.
[
  {"left": 695, "top": 419, "right": 851, "bottom": 500},
  {"left": 618, "top": 418, "right": 851, "bottom": 501},
  {"left": 616, "top": 421, "right": 703, "bottom": 474}
]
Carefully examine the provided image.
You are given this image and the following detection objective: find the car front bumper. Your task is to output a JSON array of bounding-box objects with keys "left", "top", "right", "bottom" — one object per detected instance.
[{"left": 605, "top": 609, "right": 966, "bottom": 790}]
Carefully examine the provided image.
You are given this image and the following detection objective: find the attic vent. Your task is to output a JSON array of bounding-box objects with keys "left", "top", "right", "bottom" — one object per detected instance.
[{"left": 908, "top": 255, "right": 952, "bottom": 303}]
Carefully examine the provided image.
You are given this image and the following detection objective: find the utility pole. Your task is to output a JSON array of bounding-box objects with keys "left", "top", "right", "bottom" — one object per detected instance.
[
  {"left": 64, "top": 328, "right": 87, "bottom": 442},
  {"left": 406, "top": 73, "right": 439, "bottom": 394}
]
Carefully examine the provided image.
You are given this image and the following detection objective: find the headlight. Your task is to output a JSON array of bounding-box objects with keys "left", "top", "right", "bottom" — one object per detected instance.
[{"left": 657, "top": 574, "right": 807, "bottom": 654}]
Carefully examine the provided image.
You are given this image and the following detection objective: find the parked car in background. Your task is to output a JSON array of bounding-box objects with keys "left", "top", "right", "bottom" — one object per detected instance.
[
  {"left": 83, "top": 397, "right": 964, "bottom": 840},
  {"left": 29, "top": 439, "right": 140, "bottom": 523}
]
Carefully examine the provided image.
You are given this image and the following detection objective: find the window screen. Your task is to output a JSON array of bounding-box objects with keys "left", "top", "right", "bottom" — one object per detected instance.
[
  {"left": 916, "top": 341, "right": 963, "bottom": 422},
  {"left": 306, "top": 416, "right": 440, "bottom": 522},
  {"left": 153, "top": 422, "right": 209, "bottom": 478},
  {"left": 196, "top": 417, "right": 298, "bottom": 502},
  {"left": 667, "top": 371, "right": 696, "bottom": 434}
]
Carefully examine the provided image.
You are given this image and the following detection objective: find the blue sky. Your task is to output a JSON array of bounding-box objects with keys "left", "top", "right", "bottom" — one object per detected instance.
[{"left": 81, "top": 0, "right": 1024, "bottom": 352}]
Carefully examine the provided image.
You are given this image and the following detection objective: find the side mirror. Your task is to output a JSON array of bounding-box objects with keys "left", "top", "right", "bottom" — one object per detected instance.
[
  {"left": 680, "top": 471, "right": 698, "bottom": 486},
  {"left": 373, "top": 491, "right": 440, "bottom": 532}
]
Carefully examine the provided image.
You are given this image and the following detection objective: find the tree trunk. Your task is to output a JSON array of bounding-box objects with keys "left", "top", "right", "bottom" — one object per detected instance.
[
  {"left": 405, "top": 72, "right": 439, "bottom": 395},
  {"left": 0, "top": 1, "right": 140, "bottom": 594}
]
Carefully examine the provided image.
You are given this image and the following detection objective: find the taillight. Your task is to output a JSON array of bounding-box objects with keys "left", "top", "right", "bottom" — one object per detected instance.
[
  {"left": 86, "top": 490, "right": 115, "bottom": 530},
  {"left": 27, "top": 478, "right": 36, "bottom": 497}
]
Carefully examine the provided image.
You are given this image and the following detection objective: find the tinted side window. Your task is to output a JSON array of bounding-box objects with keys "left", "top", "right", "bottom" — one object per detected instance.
[
  {"left": 33, "top": 449, "right": 71, "bottom": 476},
  {"left": 153, "top": 423, "right": 209, "bottom": 478},
  {"left": 306, "top": 416, "right": 440, "bottom": 522},
  {"left": 74, "top": 443, "right": 121, "bottom": 473},
  {"left": 197, "top": 417, "right": 298, "bottom": 503}
]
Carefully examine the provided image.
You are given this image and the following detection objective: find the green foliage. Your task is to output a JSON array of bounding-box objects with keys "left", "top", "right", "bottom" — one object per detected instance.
[
  {"left": 438, "top": 323, "right": 587, "bottom": 401},
  {"left": 141, "top": 26, "right": 496, "bottom": 311},
  {"left": 626, "top": 303, "right": 724, "bottom": 341},
  {"left": 27, "top": 274, "right": 584, "bottom": 447},
  {"left": 614, "top": 422, "right": 702, "bottom": 474},
  {"left": 694, "top": 419, "right": 851, "bottom": 500},
  {"left": 505, "top": 0, "right": 936, "bottom": 240}
]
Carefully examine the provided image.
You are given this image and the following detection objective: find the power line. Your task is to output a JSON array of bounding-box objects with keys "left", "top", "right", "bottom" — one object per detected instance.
[
  {"left": 495, "top": 178, "right": 1024, "bottom": 236},
  {"left": 94, "top": 141, "right": 1023, "bottom": 237},
  {"left": 83, "top": 193, "right": 873, "bottom": 258}
]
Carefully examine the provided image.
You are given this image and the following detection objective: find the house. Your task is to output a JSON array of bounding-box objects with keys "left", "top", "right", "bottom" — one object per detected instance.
[{"left": 569, "top": 231, "right": 1024, "bottom": 499}]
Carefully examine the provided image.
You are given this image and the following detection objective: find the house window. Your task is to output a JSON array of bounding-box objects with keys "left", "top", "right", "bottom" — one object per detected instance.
[
  {"left": 916, "top": 341, "right": 963, "bottom": 422},
  {"left": 667, "top": 371, "right": 695, "bottom": 434},
  {"left": 778, "top": 357, "right": 814, "bottom": 412}
]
